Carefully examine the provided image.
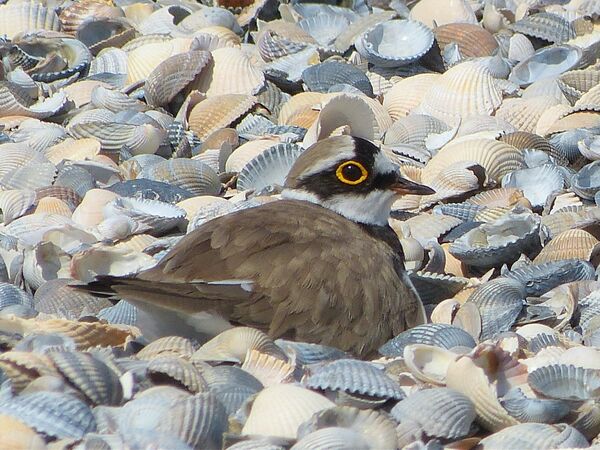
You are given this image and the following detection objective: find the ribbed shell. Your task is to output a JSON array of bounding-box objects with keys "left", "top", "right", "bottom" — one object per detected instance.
[
  {"left": 145, "top": 51, "right": 212, "bottom": 107},
  {"left": 275, "top": 339, "right": 348, "bottom": 365},
  {"left": 496, "top": 96, "right": 560, "bottom": 134},
  {"left": 196, "top": 47, "right": 265, "bottom": 97},
  {"left": 534, "top": 229, "right": 599, "bottom": 264},
  {"left": 509, "top": 45, "right": 582, "bottom": 87},
  {"left": 435, "top": 23, "right": 498, "bottom": 58},
  {"left": 243, "top": 385, "right": 334, "bottom": 439},
  {"left": 499, "top": 131, "right": 567, "bottom": 166},
  {"left": 500, "top": 387, "right": 571, "bottom": 423},
  {"left": 449, "top": 213, "right": 541, "bottom": 268},
  {"left": 509, "top": 12, "right": 576, "bottom": 44},
  {"left": 417, "top": 62, "right": 503, "bottom": 127},
  {"left": 137, "top": 336, "right": 194, "bottom": 360},
  {"left": 466, "top": 278, "right": 525, "bottom": 341},
  {"left": 236, "top": 143, "right": 304, "bottom": 192},
  {"left": 529, "top": 364, "right": 600, "bottom": 401},
  {"left": 302, "top": 61, "right": 373, "bottom": 97},
  {"left": 378, "top": 323, "right": 475, "bottom": 357},
  {"left": 97, "top": 300, "right": 138, "bottom": 326},
  {"left": 391, "top": 388, "right": 476, "bottom": 439},
  {"left": 203, "top": 366, "right": 262, "bottom": 415},
  {"left": 138, "top": 159, "right": 221, "bottom": 196},
  {"left": 0, "top": 281, "right": 34, "bottom": 311},
  {"left": 383, "top": 74, "right": 440, "bottom": 120},
  {"left": 0, "top": 392, "right": 96, "bottom": 439},
  {"left": 421, "top": 138, "right": 524, "bottom": 185},
  {"left": 383, "top": 114, "right": 449, "bottom": 147},
  {"left": 48, "top": 351, "right": 123, "bottom": 405},
  {"left": 0, "top": 1, "right": 60, "bottom": 39},
  {"left": 504, "top": 260, "right": 595, "bottom": 297},
  {"left": 502, "top": 164, "right": 565, "bottom": 207},
  {"left": 147, "top": 357, "right": 208, "bottom": 394},
  {"left": 558, "top": 69, "right": 600, "bottom": 103},
  {"left": 34, "top": 278, "right": 112, "bottom": 318},
  {"left": 187, "top": 94, "right": 255, "bottom": 140},
  {"left": 304, "top": 359, "right": 404, "bottom": 400},
  {"left": 477, "top": 423, "right": 588, "bottom": 449}
]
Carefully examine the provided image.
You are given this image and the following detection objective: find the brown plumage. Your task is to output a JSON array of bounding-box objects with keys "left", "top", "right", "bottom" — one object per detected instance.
[{"left": 80, "top": 136, "right": 433, "bottom": 357}]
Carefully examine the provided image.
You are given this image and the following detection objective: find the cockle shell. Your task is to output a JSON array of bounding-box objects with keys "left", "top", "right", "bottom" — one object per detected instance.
[
  {"left": 416, "top": 61, "right": 503, "bottom": 126},
  {"left": 383, "top": 74, "right": 440, "bottom": 120}
]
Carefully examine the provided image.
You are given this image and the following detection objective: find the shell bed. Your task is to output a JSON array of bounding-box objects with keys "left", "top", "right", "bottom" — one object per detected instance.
[{"left": 1, "top": 0, "right": 600, "bottom": 448}]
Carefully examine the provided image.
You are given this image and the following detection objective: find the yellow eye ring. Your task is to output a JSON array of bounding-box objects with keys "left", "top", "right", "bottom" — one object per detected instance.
[{"left": 336, "top": 160, "right": 368, "bottom": 185}]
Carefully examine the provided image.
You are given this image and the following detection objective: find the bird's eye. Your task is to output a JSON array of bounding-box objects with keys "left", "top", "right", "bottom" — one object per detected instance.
[{"left": 336, "top": 160, "right": 368, "bottom": 185}]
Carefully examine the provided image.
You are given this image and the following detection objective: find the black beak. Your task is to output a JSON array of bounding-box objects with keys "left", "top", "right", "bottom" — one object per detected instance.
[{"left": 391, "top": 173, "right": 435, "bottom": 196}]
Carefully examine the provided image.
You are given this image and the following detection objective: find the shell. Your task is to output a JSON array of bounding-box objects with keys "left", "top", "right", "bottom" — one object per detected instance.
[
  {"left": 354, "top": 20, "right": 434, "bottom": 68},
  {"left": 241, "top": 349, "right": 295, "bottom": 387},
  {"left": 529, "top": 364, "right": 600, "bottom": 401},
  {"left": 138, "top": 159, "right": 221, "bottom": 196},
  {"left": 449, "top": 212, "right": 541, "bottom": 268},
  {"left": 242, "top": 384, "right": 334, "bottom": 439},
  {"left": 391, "top": 388, "right": 476, "bottom": 440},
  {"left": 235, "top": 142, "right": 304, "bottom": 191},
  {"left": 147, "top": 357, "right": 207, "bottom": 394},
  {"left": 573, "top": 160, "right": 600, "bottom": 199},
  {"left": 503, "top": 260, "right": 596, "bottom": 297},
  {"left": 0, "top": 414, "right": 46, "bottom": 450},
  {"left": 0, "top": 1, "right": 60, "bottom": 39},
  {"left": 192, "top": 327, "right": 287, "bottom": 364},
  {"left": 0, "top": 392, "right": 96, "bottom": 439},
  {"left": 403, "top": 343, "right": 457, "bottom": 385},
  {"left": 496, "top": 96, "right": 560, "bottom": 134},
  {"left": 187, "top": 94, "right": 256, "bottom": 140},
  {"left": 137, "top": 336, "right": 194, "bottom": 360},
  {"left": 434, "top": 23, "right": 498, "bottom": 58},
  {"left": 502, "top": 164, "right": 565, "bottom": 207},
  {"left": 509, "top": 12, "right": 576, "bottom": 44},
  {"left": 500, "top": 387, "right": 572, "bottom": 424},
  {"left": 378, "top": 323, "right": 475, "bottom": 357},
  {"left": 48, "top": 351, "right": 123, "bottom": 405},
  {"left": 275, "top": 339, "right": 348, "bottom": 365},
  {"left": 196, "top": 47, "right": 265, "bottom": 97},
  {"left": 34, "top": 278, "right": 111, "bottom": 318},
  {"left": 477, "top": 423, "right": 588, "bottom": 449},
  {"left": 534, "top": 229, "right": 599, "bottom": 264},
  {"left": 145, "top": 51, "right": 212, "bottom": 107},
  {"left": 103, "top": 197, "right": 186, "bottom": 236},
  {"left": 383, "top": 74, "right": 440, "bottom": 120},
  {"left": 302, "top": 61, "right": 373, "bottom": 97},
  {"left": 409, "top": 0, "right": 477, "bottom": 28},
  {"left": 466, "top": 278, "right": 525, "bottom": 341},
  {"left": 509, "top": 45, "right": 583, "bottom": 87},
  {"left": 304, "top": 359, "right": 404, "bottom": 400},
  {"left": 416, "top": 62, "right": 503, "bottom": 126}
]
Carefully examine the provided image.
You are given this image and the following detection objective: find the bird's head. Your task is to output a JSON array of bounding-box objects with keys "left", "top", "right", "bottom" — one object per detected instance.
[{"left": 282, "top": 135, "right": 435, "bottom": 226}]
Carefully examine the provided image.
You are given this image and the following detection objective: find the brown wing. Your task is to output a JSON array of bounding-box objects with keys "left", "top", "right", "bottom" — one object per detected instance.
[{"left": 109, "top": 200, "right": 425, "bottom": 355}]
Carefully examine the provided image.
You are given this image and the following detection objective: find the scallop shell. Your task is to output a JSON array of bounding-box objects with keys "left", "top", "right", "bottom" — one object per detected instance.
[
  {"left": 304, "top": 359, "right": 404, "bottom": 400},
  {"left": 383, "top": 114, "right": 449, "bottom": 148},
  {"left": 0, "top": 392, "right": 96, "bottom": 439},
  {"left": 0, "top": 316, "right": 138, "bottom": 349},
  {"left": 236, "top": 143, "right": 304, "bottom": 192},
  {"left": 378, "top": 323, "right": 476, "bottom": 357},
  {"left": 138, "top": 5, "right": 192, "bottom": 35},
  {"left": 127, "top": 39, "right": 191, "bottom": 84},
  {"left": 423, "top": 138, "right": 524, "bottom": 186},
  {"left": 534, "top": 229, "right": 599, "bottom": 264},
  {"left": 573, "top": 160, "right": 600, "bottom": 200},
  {"left": 509, "top": 12, "right": 576, "bottom": 44},
  {"left": 504, "top": 259, "right": 595, "bottom": 297},
  {"left": 403, "top": 343, "right": 457, "bottom": 385},
  {"left": 0, "top": 1, "right": 60, "bottom": 39},
  {"left": 446, "top": 345, "right": 523, "bottom": 432},
  {"left": 354, "top": 20, "right": 433, "bottom": 68},
  {"left": 509, "top": 45, "right": 583, "bottom": 87},
  {"left": 275, "top": 339, "right": 348, "bottom": 365},
  {"left": 34, "top": 278, "right": 111, "bottom": 318},
  {"left": 48, "top": 351, "right": 123, "bottom": 406},
  {"left": 302, "top": 61, "right": 373, "bottom": 97},
  {"left": 0, "top": 189, "right": 36, "bottom": 224},
  {"left": 334, "top": 11, "right": 396, "bottom": 53},
  {"left": 558, "top": 68, "right": 600, "bottom": 103},
  {"left": 0, "top": 83, "right": 67, "bottom": 120},
  {"left": 298, "top": 14, "right": 349, "bottom": 48},
  {"left": 529, "top": 364, "right": 600, "bottom": 401},
  {"left": 297, "top": 406, "right": 398, "bottom": 450},
  {"left": 466, "top": 278, "right": 525, "bottom": 341},
  {"left": 145, "top": 51, "right": 212, "bottom": 107},
  {"left": 138, "top": 159, "right": 221, "bottom": 196},
  {"left": 242, "top": 384, "right": 335, "bottom": 439},
  {"left": 502, "top": 164, "right": 565, "bottom": 207},
  {"left": 71, "top": 189, "right": 119, "bottom": 228},
  {"left": 137, "top": 336, "right": 194, "bottom": 360},
  {"left": 434, "top": 23, "right": 498, "bottom": 59},
  {"left": 147, "top": 357, "right": 207, "bottom": 394},
  {"left": 500, "top": 386, "right": 571, "bottom": 424},
  {"left": 499, "top": 131, "right": 567, "bottom": 166},
  {"left": 0, "top": 351, "right": 56, "bottom": 393},
  {"left": 186, "top": 94, "right": 255, "bottom": 140},
  {"left": 449, "top": 212, "right": 541, "bottom": 268},
  {"left": 382, "top": 74, "right": 440, "bottom": 120},
  {"left": 496, "top": 96, "right": 560, "bottom": 134},
  {"left": 240, "top": 349, "right": 295, "bottom": 387},
  {"left": 192, "top": 327, "right": 287, "bottom": 364},
  {"left": 477, "top": 423, "right": 589, "bottom": 449},
  {"left": 391, "top": 388, "right": 476, "bottom": 440},
  {"left": 60, "top": 0, "right": 124, "bottom": 32},
  {"left": 416, "top": 61, "right": 503, "bottom": 127},
  {"left": 103, "top": 197, "right": 186, "bottom": 236},
  {"left": 76, "top": 17, "right": 135, "bottom": 55},
  {"left": 409, "top": 0, "right": 477, "bottom": 28},
  {"left": 196, "top": 47, "right": 264, "bottom": 97}
]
